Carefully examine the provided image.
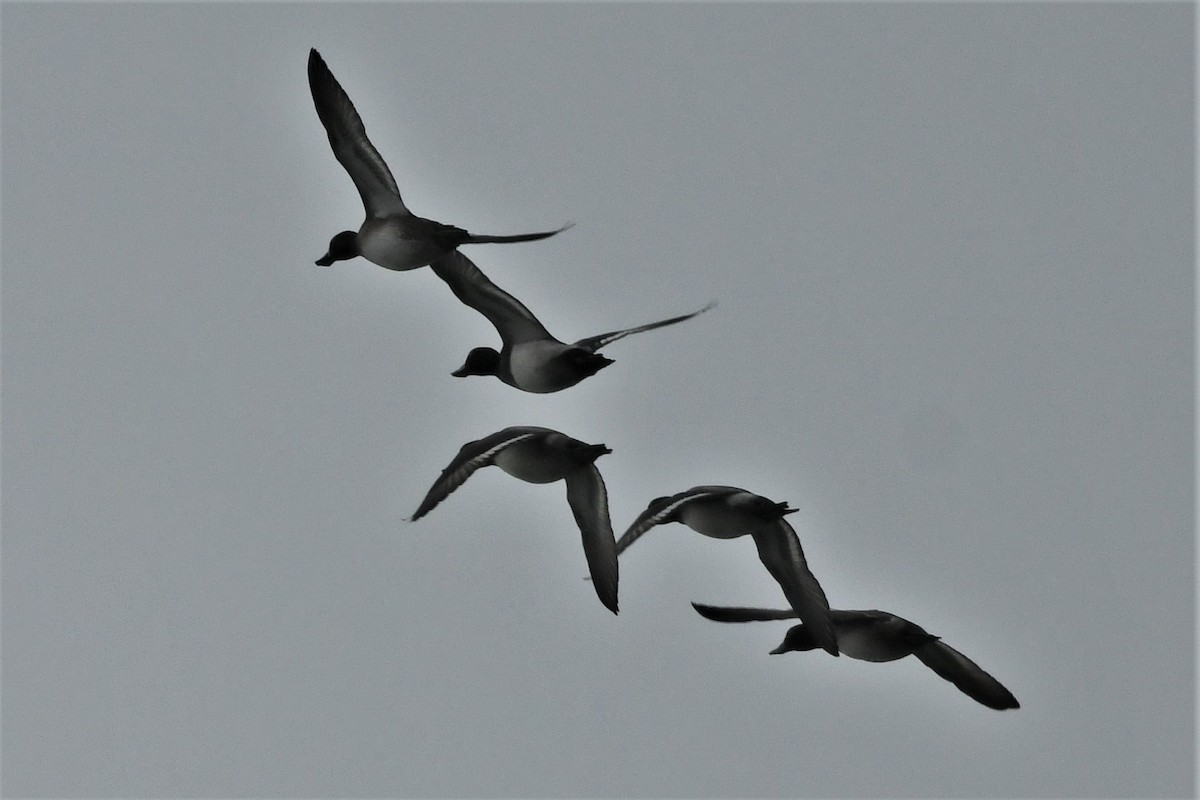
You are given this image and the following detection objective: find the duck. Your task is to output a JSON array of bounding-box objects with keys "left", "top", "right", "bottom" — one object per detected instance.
[
  {"left": 691, "top": 603, "right": 1020, "bottom": 710},
  {"left": 430, "top": 250, "right": 715, "bottom": 393},
  {"left": 617, "top": 486, "right": 838, "bottom": 655},
  {"left": 409, "top": 426, "right": 618, "bottom": 614},
  {"left": 307, "top": 49, "right": 570, "bottom": 271}
]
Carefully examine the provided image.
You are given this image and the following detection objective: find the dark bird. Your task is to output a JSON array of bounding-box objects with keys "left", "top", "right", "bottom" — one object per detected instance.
[
  {"left": 410, "top": 426, "right": 618, "bottom": 614},
  {"left": 308, "top": 49, "right": 569, "bottom": 270},
  {"left": 617, "top": 486, "right": 838, "bottom": 655},
  {"left": 431, "top": 250, "right": 714, "bottom": 393},
  {"left": 692, "top": 603, "right": 1020, "bottom": 710}
]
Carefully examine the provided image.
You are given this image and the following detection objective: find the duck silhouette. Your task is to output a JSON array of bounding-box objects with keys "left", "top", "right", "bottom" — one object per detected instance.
[
  {"left": 410, "top": 426, "right": 619, "bottom": 615},
  {"left": 692, "top": 603, "right": 1020, "bottom": 710},
  {"left": 308, "top": 49, "right": 569, "bottom": 271},
  {"left": 618, "top": 485, "right": 838, "bottom": 655},
  {"left": 431, "top": 250, "right": 713, "bottom": 393}
]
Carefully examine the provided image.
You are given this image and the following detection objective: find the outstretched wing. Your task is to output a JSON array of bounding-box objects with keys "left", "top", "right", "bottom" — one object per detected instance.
[
  {"left": 913, "top": 640, "right": 1020, "bottom": 710},
  {"left": 308, "top": 49, "right": 407, "bottom": 218},
  {"left": 572, "top": 301, "right": 716, "bottom": 353},
  {"left": 691, "top": 603, "right": 799, "bottom": 622},
  {"left": 751, "top": 519, "right": 839, "bottom": 656},
  {"left": 409, "top": 428, "right": 541, "bottom": 521},
  {"left": 429, "top": 251, "right": 554, "bottom": 346},
  {"left": 565, "top": 465, "right": 618, "bottom": 614}
]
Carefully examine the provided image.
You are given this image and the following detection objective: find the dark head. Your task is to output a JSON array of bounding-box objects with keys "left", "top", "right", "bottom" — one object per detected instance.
[
  {"left": 451, "top": 347, "right": 501, "bottom": 378},
  {"left": 770, "top": 624, "right": 820, "bottom": 655},
  {"left": 316, "top": 230, "right": 360, "bottom": 266}
]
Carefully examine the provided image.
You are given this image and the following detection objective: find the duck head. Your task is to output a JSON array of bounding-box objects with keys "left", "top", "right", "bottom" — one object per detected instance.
[
  {"left": 451, "top": 347, "right": 501, "bottom": 378},
  {"left": 316, "top": 231, "right": 360, "bottom": 266},
  {"left": 770, "top": 624, "right": 821, "bottom": 655}
]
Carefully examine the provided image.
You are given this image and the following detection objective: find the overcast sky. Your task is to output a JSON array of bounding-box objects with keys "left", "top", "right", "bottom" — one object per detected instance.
[{"left": 2, "top": 3, "right": 1193, "bottom": 797}]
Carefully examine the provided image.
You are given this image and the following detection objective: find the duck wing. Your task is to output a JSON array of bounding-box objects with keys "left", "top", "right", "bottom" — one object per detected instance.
[
  {"left": 750, "top": 519, "right": 839, "bottom": 656},
  {"left": 409, "top": 427, "right": 542, "bottom": 521},
  {"left": 691, "top": 603, "right": 800, "bottom": 622},
  {"left": 912, "top": 640, "right": 1020, "bottom": 710},
  {"left": 565, "top": 465, "right": 619, "bottom": 614},
  {"left": 573, "top": 301, "right": 716, "bottom": 353},
  {"left": 308, "top": 49, "right": 408, "bottom": 219},
  {"left": 429, "top": 251, "right": 555, "bottom": 345}
]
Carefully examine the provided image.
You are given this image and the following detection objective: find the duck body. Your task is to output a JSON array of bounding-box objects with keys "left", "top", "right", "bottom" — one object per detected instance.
[
  {"left": 502, "top": 341, "right": 614, "bottom": 394},
  {"left": 490, "top": 429, "right": 610, "bottom": 484},
  {"left": 670, "top": 487, "right": 790, "bottom": 539},
  {"left": 773, "top": 610, "right": 937, "bottom": 661},
  {"left": 354, "top": 216, "right": 473, "bottom": 272},
  {"left": 452, "top": 341, "right": 612, "bottom": 394},
  {"left": 622, "top": 486, "right": 799, "bottom": 543},
  {"left": 819, "top": 611, "right": 936, "bottom": 662}
]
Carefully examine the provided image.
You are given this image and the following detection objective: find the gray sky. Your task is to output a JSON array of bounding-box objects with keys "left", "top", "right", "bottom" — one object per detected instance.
[{"left": 2, "top": 3, "right": 1193, "bottom": 797}]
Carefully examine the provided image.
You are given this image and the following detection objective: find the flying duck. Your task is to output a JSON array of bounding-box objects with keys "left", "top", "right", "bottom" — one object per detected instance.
[
  {"left": 308, "top": 49, "right": 569, "bottom": 270},
  {"left": 410, "top": 426, "right": 619, "bottom": 614},
  {"left": 430, "top": 250, "right": 714, "bottom": 393},
  {"left": 692, "top": 603, "right": 1020, "bottom": 710},
  {"left": 617, "top": 486, "right": 838, "bottom": 655}
]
